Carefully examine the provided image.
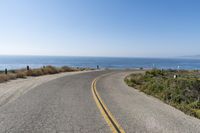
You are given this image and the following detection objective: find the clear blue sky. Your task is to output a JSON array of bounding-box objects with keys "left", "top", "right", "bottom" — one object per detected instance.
[{"left": 0, "top": 0, "right": 199, "bottom": 57}]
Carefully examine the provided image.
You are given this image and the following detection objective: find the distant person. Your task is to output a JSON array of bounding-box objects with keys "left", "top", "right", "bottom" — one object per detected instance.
[{"left": 97, "top": 65, "right": 99, "bottom": 69}]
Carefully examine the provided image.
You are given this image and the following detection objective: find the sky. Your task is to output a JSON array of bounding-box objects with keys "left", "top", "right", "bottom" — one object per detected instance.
[{"left": 0, "top": 0, "right": 200, "bottom": 58}]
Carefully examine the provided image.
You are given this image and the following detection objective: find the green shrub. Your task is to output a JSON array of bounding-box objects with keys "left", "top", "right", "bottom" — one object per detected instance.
[
  {"left": 195, "top": 110, "right": 200, "bottom": 118},
  {"left": 188, "top": 101, "right": 200, "bottom": 109},
  {"left": 125, "top": 69, "right": 200, "bottom": 119},
  {"left": 146, "top": 69, "right": 165, "bottom": 77}
]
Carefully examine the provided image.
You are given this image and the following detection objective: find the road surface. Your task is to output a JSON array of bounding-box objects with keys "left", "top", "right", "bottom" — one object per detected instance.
[
  {"left": 96, "top": 71, "right": 200, "bottom": 133},
  {"left": 0, "top": 70, "right": 199, "bottom": 133}
]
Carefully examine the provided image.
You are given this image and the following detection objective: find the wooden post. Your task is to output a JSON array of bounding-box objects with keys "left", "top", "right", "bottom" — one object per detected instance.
[
  {"left": 27, "top": 65, "right": 30, "bottom": 71},
  {"left": 5, "top": 68, "right": 7, "bottom": 75}
]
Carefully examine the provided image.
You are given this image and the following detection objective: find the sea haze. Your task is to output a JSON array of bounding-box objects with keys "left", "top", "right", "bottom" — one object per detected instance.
[{"left": 0, "top": 55, "right": 200, "bottom": 70}]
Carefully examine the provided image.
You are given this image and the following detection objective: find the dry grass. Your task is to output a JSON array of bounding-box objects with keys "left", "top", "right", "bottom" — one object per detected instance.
[
  {"left": 0, "top": 74, "right": 9, "bottom": 83},
  {"left": 0, "top": 66, "right": 81, "bottom": 83},
  {"left": 7, "top": 73, "right": 17, "bottom": 80}
]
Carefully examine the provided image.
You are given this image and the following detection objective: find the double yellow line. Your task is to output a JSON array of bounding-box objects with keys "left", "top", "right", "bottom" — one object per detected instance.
[{"left": 91, "top": 75, "right": 125, "bottom": 133}]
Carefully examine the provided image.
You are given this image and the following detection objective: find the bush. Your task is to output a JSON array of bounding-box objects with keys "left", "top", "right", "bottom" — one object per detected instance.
[
  {"left": 195, "top": 110, "right": 200, "bottom": 118},
  {"left": 41, "top": 66, "right": 58, "bottom": 74},
  {"left": 60, "top": 66, "right": 75, "bottom": 72},
  {"left": 27, "top": 69, "right": 44, "bottom": 76},
  {"left": 0, "top": 66, "right": 83, "bottom": 83},
  {"left": 7, "top": 73, "right": 17, "bottom": 80},
  {"left": 125, "top": 69, "right": 200, "bottom": 119},
  {"left": 146, "top": 69, "right": 165, "bottom": 77},
  {"left": 0, "top": 74, "right": 9, "bottom": 83},
  {"left": 16, "top": 72, "right": 26, "bottom": 78}
]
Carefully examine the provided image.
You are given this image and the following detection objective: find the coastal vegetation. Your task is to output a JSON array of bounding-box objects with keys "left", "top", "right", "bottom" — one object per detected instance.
[
  {"left": 0, "top": 66, "right": 86, "bottom": 83},
  {"left": 125, "top": 69, "right": 200, "bottom": 119}
]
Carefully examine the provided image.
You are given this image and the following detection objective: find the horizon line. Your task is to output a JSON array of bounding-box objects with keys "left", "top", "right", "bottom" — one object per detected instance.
[{"left": 0, "top": 54, "right": 198, "bottom": 59}]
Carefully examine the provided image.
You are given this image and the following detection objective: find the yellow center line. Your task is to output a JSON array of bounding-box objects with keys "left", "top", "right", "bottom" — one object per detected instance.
[{"left": 91, "top": 73, "right": 125, "bottom": 133}]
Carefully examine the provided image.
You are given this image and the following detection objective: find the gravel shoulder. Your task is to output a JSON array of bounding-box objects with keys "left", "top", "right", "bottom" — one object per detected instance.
[{"left": 97, "top": 71, "right": 200, "bottom": 133}]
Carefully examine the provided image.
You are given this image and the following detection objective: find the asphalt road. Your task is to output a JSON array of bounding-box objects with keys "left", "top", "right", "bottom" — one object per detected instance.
[
  {"left": 0, "top": 70, "right": 200, "bottom": 133},
  {"left": 97, "top": 71, "right": 200, "bottom": 133},
  {"left": 0, "top": 71, "right": 110, "bottom": 133}
]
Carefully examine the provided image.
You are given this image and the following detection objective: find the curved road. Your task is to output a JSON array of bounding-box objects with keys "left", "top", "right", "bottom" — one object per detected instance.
[{"left": 0, "top": 70, "right": 199, "bottom": 133}]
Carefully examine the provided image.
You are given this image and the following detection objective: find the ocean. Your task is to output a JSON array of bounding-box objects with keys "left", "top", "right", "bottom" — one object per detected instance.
[{"left": 0, "top": 55, "right": 200, "bottom": 70}]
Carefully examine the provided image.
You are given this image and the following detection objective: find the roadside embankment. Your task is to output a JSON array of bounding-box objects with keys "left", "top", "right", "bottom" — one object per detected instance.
[
  {"left": 125, "top": 69, "right": 200, "bottom": 119},
  {"left": 0, "top": 66, "right": 92, "bottom": 83}
]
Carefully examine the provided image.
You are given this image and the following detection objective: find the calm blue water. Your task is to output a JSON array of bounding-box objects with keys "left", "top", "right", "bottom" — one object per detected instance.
[{"left": 0, "top": 56, "right": 200, "bottom": 70}]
